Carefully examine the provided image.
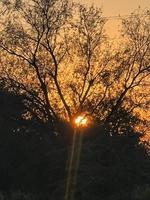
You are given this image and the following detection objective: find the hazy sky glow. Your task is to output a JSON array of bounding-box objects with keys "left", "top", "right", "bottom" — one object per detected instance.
[
  {"left": 75, "top": 0, "right": 150, "bottom": 38},
  {"left": 75, "top": 0, "right": 150, "bottom": 16}
]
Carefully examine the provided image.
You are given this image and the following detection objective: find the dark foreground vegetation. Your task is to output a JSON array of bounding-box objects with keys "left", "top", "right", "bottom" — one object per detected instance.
[{"left": 0, "top": 84, "right": 150, "bottom": 200}]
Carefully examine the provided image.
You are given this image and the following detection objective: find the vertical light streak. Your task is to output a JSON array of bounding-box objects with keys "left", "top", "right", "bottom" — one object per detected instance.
[{"left": 64, "top": 129, "right": 83, "bottom": 200}]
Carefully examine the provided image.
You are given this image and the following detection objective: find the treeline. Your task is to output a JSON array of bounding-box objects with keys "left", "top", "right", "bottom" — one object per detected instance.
[{"left": 0, "top": 84, "right": 150, "bottom": 200}]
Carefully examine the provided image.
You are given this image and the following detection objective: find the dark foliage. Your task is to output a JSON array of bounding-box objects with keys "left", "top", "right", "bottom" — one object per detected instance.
[
  {"left": 0, "top": 86, "right": 150, "bottom": 200},
  {"left": 0, "top": 86, "right": 67, "bottom": 194}
]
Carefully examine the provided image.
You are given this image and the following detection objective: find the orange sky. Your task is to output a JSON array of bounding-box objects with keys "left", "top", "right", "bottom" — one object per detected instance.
[
  {"left": 75, "top": 0, "right": 150, "bottom": 38},
  {"left": 75, "top": 0, "right": 149, "bottom": 16}
]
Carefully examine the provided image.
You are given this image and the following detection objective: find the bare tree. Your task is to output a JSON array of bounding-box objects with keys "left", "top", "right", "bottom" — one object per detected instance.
[
  {"left": 0, "top": 2, "right": 149, "bottom": 134},
  {"left": 0, "top": 1, "right": 108, "bottom": 122},
  {"left": 0, "top": 0, "right": 73, "bottom": 122},
  {"left": 100, "top": 9, "right": 150, "bottom": 136}
]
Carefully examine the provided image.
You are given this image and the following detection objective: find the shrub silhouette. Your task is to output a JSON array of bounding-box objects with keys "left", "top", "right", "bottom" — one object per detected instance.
[{"left": 0, "top": 86, "right": 150, "bottom": 200}]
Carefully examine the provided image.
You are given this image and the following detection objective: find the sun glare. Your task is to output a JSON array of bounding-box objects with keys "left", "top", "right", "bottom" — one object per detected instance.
[{"left": 75, "top": 115, "right": 88, "bottom": 127}]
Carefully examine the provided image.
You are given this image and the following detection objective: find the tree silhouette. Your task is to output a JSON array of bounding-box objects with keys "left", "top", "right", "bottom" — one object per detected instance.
[
  {"left": 71, "top": 109, "right": 150, "bottom": 200},
  {"left": 0, "top": 2, "right": 149, "bottom": 130},
  {"left": 0, "top": 1, "right": 150, "bottom": 199},
  {"left": 0, "top": 83, "right": 68, "bottom": 194}
]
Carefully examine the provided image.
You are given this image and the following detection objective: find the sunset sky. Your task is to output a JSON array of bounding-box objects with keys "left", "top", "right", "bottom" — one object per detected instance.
[
  {"left": 75, "top": 0, "right": 149, "bottom": 16},
  {"left": 75, "top": 0, "right": 150, "bottom": 38}
]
